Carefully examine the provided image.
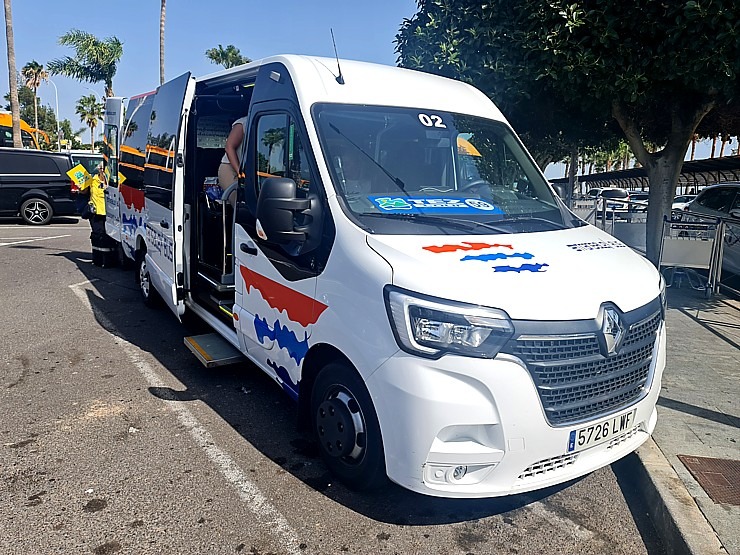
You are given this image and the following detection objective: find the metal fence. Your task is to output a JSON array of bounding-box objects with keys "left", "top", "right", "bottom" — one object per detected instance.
[{"left": 572, "top": 198, "right": 740, "bottom": 298}]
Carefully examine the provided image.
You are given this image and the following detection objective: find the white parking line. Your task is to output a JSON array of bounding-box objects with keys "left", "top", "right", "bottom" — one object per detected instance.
[
  {"left": 0, "top": 225, "right": 87, "bottom": 230},
  {"left": 69, "top": 280, "right": 301, "bottom": 554},
  {"left": 0, "top": 234, "right": 70, "bottom": 247}
]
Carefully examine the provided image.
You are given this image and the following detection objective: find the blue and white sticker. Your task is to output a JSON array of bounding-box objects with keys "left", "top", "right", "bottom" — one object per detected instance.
[{"left": 369, "top": 196, "right": 503, "bottom": 214}]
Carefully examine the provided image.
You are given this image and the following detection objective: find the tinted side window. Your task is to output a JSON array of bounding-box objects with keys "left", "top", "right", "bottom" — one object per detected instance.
[
  {"left": 1, "top": 153, "right": 59, "bottom": 174},
  {"left": 120, "top": 94, "right": 154, "bottom": 190},
  {"left": 698, "top": 188, "right": 735, "bottom": 212},
  {"left": 0, "top": 128, "right": 36, "bottom": 148},
  {"left": 21, "top": 130, "right": 35, "bottom": 148},
  {"left": 731, "top": 192, "right": 740, "bottom": 211},
  {"left": 144, "top": 73, "right": 191, "bottom": 207}
]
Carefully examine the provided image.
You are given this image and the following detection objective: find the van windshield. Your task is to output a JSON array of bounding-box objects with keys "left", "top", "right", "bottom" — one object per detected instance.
[{"left": 314, "top": 104, "right": 573, "bottom": 235}]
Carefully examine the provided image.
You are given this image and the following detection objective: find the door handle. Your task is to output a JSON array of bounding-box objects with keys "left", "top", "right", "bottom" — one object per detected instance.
[
  {"left": 160, "top": 220, "right": 170, "bottom": 228},
  {"left": 240, "top": 242, "right": 258, "bottom": 256}
]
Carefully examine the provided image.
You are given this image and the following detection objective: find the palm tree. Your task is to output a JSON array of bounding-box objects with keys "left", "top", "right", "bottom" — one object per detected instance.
[
  {"left": 262, "top": 128, "right": 285, "bottom": 169},
  {"left": 3, "top": 0, "right": 22, "bottom": 148},
  {"left": 159, "top": 0, "right": 166, "bottom": 85},
  {"left": 47, "top": 29, "right": 123, "bottom": 97},
  {"left": 20, "top": 60, "right": 48, "bottom": 145},
  {"left": 205, "top": 44, "right": 251, "bottom": 69},
  {"left": 76, "top": 94, "right": 104, "bottom": 153}
]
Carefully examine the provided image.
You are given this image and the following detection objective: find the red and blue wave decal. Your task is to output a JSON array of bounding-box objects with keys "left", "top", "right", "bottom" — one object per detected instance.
[
  {"left": 240, "top": 267, "right": 328, "bottom": 400},
  {"left": 423, "top": 241, "right": 549, "bottom": 273},
  {"left": 120, "top": 184, "right": 144, "bottom": 211},
  {"left": 240, "top": 267, "right": 327, "bottom": 327}
]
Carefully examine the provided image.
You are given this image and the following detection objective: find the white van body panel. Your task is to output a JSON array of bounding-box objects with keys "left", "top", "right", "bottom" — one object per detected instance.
[
  {"left": 365, "top": 227, "right": 660, "bottom": 321},
  {"left": 126, "top": 55, "right": 668, "bottom": 498}
]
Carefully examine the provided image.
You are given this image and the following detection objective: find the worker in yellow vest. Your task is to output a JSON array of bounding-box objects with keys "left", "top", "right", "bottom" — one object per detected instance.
[{"left": 79, "top": 163, "right": 115, "bottom": 267}]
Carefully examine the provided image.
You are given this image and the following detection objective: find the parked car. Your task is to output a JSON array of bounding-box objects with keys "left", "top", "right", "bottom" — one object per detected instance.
[
  {"left": 599, "top": 187, "right": 631, "bottom": 211},
  {"left": 686, "top": 183, "right": 740, "bottom": 219},
  {"left": 684, "top": 182, "right": 740, "bottom": 275},
  {"left": 672, "top": 194, "right": 696, "bottom": 211},
  {"left": 627, "top": 190, "right": 649, "bottom": 212},
  {"left": 69, "top": 151, "right": 104, "bottom": 175},
  {"left": 0, "top": 148, "right": 77, "bottom": 225}
]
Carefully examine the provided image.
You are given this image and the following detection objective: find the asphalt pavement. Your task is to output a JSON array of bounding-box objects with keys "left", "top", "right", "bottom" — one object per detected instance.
[{"left": 7, "top": 217, "right": 736, "bottom": 554}]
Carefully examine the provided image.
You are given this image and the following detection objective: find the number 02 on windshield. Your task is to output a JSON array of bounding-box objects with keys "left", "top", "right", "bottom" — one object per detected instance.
[{"left": 567, "top": 409, "right": 637, "bottom": 453}]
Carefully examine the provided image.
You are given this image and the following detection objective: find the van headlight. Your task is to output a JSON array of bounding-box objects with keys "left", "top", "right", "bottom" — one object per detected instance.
[{"left": 384, "top": 286, "right": 515, "bottom": 359}]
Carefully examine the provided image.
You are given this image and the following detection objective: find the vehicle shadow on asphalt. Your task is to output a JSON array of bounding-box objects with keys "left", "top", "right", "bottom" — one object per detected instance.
[
  {"left": 0, "top": 216, "right": 80, "bottom": 226},
  {"left": 667, "top": 287, "right": 740, "bottom": 350},
  {"left": 62, "top": 256, "right": 588, "bottom": 525},
  {"left": 612, "top": 456, "right": 667, "bottom": 555}
]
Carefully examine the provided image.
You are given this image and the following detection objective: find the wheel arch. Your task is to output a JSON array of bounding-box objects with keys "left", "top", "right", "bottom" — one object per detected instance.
[{"left": 298, "top": 343, "right": 354, "bottom": 430}]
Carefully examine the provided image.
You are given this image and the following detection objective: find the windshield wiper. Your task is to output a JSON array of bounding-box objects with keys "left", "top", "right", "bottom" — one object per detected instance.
[
  {"left": 359, "top": 213, "right": 510, "bottom": 234},
  {"left": 490, "top": 215, "right": 566, "bottom": 230},
  {"left": 328, "top": 123, "right": 408, "bottom": 193}
]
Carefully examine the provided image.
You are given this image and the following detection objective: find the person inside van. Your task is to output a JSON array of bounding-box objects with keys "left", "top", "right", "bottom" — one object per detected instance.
[
  {"left": 335, "top": 146, "right": 373, "bottom": 196},
  {"left": 218, "top": 116, "right": 248, "bottom": 203},
  {"left": 79, "top": 163, "right": 115, "bottom": 267}
]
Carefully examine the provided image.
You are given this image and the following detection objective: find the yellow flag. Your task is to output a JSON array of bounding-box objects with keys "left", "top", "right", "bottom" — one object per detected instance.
[{"left": 66, "top": 164, "right": 92, "bottom": 187}]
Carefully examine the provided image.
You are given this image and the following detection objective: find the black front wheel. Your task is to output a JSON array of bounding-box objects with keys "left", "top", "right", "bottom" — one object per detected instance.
[
  {"left": 311, "top": 363, "right": 386, "bottom": 490},
  {"left": 20, "top": 197, "right": 53, "bottom": 225}
]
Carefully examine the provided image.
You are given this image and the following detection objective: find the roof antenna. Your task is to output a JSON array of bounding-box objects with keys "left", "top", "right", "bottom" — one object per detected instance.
[{"left": 331, "top": 28, "right": 345, "bottom": 85}]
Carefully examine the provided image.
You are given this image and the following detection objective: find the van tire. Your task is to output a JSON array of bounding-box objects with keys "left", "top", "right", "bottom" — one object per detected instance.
[
  {"left": 116, "top": 242, "right": 133, "bottom": 269},
  {"left": 311, "top": 362, "right": 387, "bottom": 490},
  {"left": 20, "top": 197, "right": 53, "bottom": 225},
  {"left": 137, "top": 253, "right": 160, "bottom": 308}
]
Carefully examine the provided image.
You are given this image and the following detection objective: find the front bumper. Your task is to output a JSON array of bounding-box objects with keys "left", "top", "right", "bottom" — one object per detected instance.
[{"left": 367, "top": 321, "right": 666, "bottom": 498}]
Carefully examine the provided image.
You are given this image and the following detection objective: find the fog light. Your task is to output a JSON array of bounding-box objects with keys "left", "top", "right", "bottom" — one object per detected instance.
[{"left": 452, "top": 465, "right": 467, "bottom": 480}]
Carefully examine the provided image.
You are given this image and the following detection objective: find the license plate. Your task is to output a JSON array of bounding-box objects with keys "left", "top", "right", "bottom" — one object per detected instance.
[{"left": 567, "top": 409, "right": 637, "bottom": 453}]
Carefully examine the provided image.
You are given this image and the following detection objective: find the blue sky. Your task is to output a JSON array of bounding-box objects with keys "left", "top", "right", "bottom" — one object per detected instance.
[
  {"left": 2, "top": 0, "right": 417, "bottom": 130},
  {"left": 2, "top": 0, "right": 729, "bottom": 176}
]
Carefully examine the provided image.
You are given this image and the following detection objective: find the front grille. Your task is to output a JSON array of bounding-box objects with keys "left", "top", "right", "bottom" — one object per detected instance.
[
  {"left": 608, "top": 426, "right": 640, "bottom": 449},
  {"left": 506, "top": 309, "right": 661, "bottom": 426},
  {"left": 518, "top": 453, "right": 579, "bottom": 480}
]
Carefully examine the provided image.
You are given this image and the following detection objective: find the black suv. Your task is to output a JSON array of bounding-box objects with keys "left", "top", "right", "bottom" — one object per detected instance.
[{"left": 0, "top": 148, "right": 76, "bottom": 224}]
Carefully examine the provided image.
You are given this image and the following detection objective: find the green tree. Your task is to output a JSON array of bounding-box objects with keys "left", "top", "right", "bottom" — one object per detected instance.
[
  {"left": 47, "top": 29, "right": 123, "bottom": 97},
  {"left": 159, "top": 0, "right": 166, "bottom": 85},
  {"left": 76, "top": 94, "right": 104, "bottom": 153},
  {"left": 20, "top": 60, "right": 48, "bottom": 144},
  {"left": 59, "top": 118, "right": 84, "bottom": 150},
  {"left": 396, "top": 0, "right": 740, "bottom": 264},
  {"left": 262, "top": 128, "right": 285, "bottom": 169},
  {"left": 205, "top": 44, "right": 250, "bottom": 69},
  {"left": 3, "top": 0, "right": 21, "bottom": 148}
]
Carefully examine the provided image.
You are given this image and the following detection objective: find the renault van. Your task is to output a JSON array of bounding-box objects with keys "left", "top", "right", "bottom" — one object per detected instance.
[{"left": 104, "top": 56, "right": 666, "bottom": 498}]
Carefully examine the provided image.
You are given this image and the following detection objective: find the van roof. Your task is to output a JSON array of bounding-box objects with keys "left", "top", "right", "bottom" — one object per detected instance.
[{"left": 198, "top": 55, "right": 505, "bottom": 122}]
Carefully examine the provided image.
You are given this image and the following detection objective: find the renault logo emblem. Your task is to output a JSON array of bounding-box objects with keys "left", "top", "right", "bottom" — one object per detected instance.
[{"left": 601, "top": 306, "right": 626, "bottom": 355}]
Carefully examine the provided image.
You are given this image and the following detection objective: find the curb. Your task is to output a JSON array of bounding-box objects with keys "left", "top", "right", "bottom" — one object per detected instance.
[{"left": 634, "top": 438, "right": 726, "bottom": 555}]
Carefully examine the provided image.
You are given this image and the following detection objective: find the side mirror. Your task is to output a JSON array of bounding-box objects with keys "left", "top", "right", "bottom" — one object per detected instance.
[
  {"left": 729, "top": 208, "right": 740, "bottom": 220},
  {"left": 256, "top": 177, "right": 311, "bottom": 244}
]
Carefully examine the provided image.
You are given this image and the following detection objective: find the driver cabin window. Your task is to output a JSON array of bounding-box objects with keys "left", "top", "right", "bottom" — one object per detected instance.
[{"left": 255, "top": 114, "right": 288, "bottom": 195}]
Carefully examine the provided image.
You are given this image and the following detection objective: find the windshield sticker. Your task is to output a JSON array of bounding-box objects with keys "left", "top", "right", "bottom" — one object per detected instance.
[
  {"left": 567, "top": 240, "right": 627, "bottom": 252},
  {"left": 370, "top": 196, "right": 504, "bottom": 214},
  {"left": 423, "top": 241, "right": 513, "bottom": 253}
]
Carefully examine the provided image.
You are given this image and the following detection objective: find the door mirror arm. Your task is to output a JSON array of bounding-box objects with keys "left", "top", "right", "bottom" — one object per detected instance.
[{"left": 256, "top": 177, "right": 319, "bottom": 248}]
